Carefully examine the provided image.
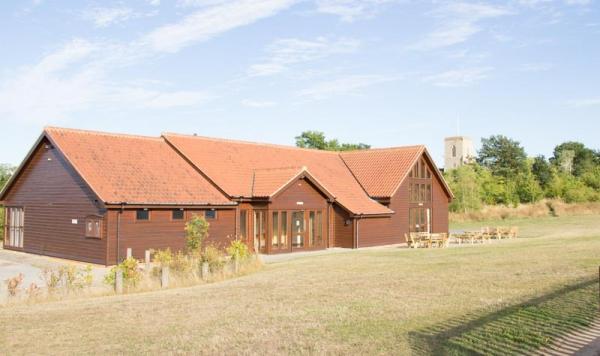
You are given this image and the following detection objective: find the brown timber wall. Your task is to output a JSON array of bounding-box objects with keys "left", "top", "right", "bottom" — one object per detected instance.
[
  {"left": 106, "top": 208, "right": 236, "bottom": 264},
  {"left": 332, "top": 204, "right": 353, "bottom": 248},
  {"left": 357, "top": 153, "right": 450, "bottom": 247},
  {"left": 2, "top": 138, "right": 107, "bottom": 264}
]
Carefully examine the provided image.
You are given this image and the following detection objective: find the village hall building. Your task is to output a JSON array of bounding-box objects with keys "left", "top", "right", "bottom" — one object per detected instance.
[{"left": 0, "top": 127, "right": 453, "bottom": 265}]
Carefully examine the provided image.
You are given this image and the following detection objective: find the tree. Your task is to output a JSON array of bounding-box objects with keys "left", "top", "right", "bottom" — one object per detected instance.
[
  {"left": 0, "top": 164, "right": 15, "bottom": 190},
  {"left": 551, "top": 142, "right": 598, "bottom": 176},
  {"left": 531, "top": 155, "right": 553, "bottom": 189},
  {"left": 477, "top": 135, "right": 528, "bottom": 178},
  {"left": 444, "top": 164, "right": 481, "bottom": 213},
  {"left": 295, "top": 131, "right": 370, "bottom": 151}
]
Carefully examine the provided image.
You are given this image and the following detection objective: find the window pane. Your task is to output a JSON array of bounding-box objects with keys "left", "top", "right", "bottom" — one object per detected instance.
[
  {"left": 272, "top": 212, "right": 279, "bottom": 247},
  {"left": 260, "top": 212, "right": 266, "bottom": 249},
  {"left": 280, "top": 212, "right": 287, "bottom": 248},
  {"left": 240, "top": 210, "right": 247, "bottom": 239},
  {"left": 309, "top": 211, "right": 315, "bottom": 247},
  {"left": 427, "top": 184, "right": 432, "bottom": 201},
  {"left": 316, "top": 211, "right": 323, "bottom": 245},
  {"left": 172, "top": 209, "right": 184, "bottom": 220},
  {"left": 136, "top": 209, "right": 149, "bottom": 221},
  {"left": 205, "top": 210, "right": 217, "bottom": 219},
  {"left": 292, "top": 211, "right": 304, "bottom": 248}
]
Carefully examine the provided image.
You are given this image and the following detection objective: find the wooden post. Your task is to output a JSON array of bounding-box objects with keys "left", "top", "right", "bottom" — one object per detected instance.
[
  {"left": 145, "top": 250, "right": 151, "bottom": 271},
  {"left": 161, "top": 266, "right": 169, "bottom": 289},
  {"left": 201, "top": 262, "right": 209, "bottom": 281},
  {"left": 115, "top": 269, "right": 123, "bottom": 294},
  {"left": 234, "top": 259, "right": 240, "bottom": 274},
  {"left": 126, "top": 248, "right": 132, "bottom": 259}
]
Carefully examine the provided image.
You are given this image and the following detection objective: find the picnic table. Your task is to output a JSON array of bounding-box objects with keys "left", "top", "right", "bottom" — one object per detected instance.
[{"left": 406, "top": 232, "right": 448, "bottom": 248}]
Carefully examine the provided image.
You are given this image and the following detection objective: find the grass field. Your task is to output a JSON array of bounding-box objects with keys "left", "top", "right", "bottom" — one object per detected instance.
[{"left": 1, "top": 215, "right": 599, "bottom": 355}]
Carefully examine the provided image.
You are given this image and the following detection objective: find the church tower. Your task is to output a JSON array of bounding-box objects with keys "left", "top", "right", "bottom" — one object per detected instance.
[{"left": 444, "top": 136, "right": 475, "bottom": 170}]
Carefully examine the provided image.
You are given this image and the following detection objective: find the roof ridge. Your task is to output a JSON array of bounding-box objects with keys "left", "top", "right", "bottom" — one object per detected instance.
[
  {"left": 162, "top": 132, "right": 343, "bottom": 155},
  {"left": 253, "top": 166, "right": 305, "bottom": 172},
  {"left": 340, "top": 145, "right": 425, "bottom": 154},
  {"left": 45, "top": 126, "right": 162, "bottom": 141}
]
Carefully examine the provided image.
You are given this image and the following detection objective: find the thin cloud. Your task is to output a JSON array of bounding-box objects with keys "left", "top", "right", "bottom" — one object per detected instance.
[
  {"left": 423, "top": 67, "right": 493, "bottom": 87},
  {"left": 519, "top": 62, "right": 553, "bottom": 72},
  {"left": 142, "top": 0, "right": 297, "bottom": 53},
  {"left": 409, "top": 2, "right": 511, "bottom": 51},
  {"left": 248, "top": 37, "right": 360, "bottom": 77},
  {"left": 297, "top": 74, "right": 401, "bottom": 100},
  {"left": 315, "top": 0, "right": 398, "bottom": 22},
  {"left": 241, "top": 99, "right": 277, "bottom": 107},
  {"left": 82, "top": 7, "right": 135, "bottom": 28},
  {"left": 568, "top": 97, "right": 600, "bottom": 108}
]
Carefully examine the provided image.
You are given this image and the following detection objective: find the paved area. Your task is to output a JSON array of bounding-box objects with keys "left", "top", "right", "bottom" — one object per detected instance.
[{"left": 0, "top": 248, "right": 109, "bottom": 290}]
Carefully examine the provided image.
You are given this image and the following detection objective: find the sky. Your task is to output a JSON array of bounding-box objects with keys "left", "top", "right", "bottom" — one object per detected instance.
[{"left": 1, "top": 0, "right": 599, "bottom": 167}]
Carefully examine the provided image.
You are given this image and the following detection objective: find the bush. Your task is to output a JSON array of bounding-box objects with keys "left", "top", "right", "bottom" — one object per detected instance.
[
  {"left": 42, "top": 265, "right": 93, "bottom": 293},
  {"left": 226, "top": 239, "right": 250, "bottom": 261},
  {"left": 104, "top": 257, "right": 141, "bottom": 288},
  {"left": 170, "top": 251, "right": 195, "bottom": 274},
  {"left": 185, "top": 215, "right": 210, "bottom": 255},
  {"left": 152, "top": 248, "right": 173, "bottom": 267},
  {"left": 202, "top": 245, "right": 224, "bottom": 272}
]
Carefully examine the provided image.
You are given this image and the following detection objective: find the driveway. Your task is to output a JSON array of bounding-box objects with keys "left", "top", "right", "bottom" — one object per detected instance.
[{"left": 0, "top": 248, "right": 109, "bottom": 291}]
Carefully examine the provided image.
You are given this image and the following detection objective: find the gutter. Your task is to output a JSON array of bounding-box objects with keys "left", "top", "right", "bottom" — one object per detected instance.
[{"left": 116, "top": 202, "right": 125, "bottom": 263}]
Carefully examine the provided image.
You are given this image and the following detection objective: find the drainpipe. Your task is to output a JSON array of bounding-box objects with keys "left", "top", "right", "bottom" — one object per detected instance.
[{"left": 116, "top": 202, "right": 125, "bottom": 264}]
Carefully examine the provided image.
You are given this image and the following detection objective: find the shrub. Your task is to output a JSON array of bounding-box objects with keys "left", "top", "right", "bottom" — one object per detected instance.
[
  {"left": 185, "top": 215, "right": 210, "bottom": 255},
  {"left": 152, "top": 248, "right": 173, "bottom": 267},
  {"left": 42, "top": 265, "right": 93, "bottom": 293},
  {"left": 104, "top": 257, "right": 141, "bottom": 288},
  {"left": 226, "top": 239, "right": 250, "bottom": 261},
  {"left": 5, "top": 273, "right": 24, "bottom": 297},
  {"left": 202, "top": 245, "right": 224, "bottom": 272},
  {"left": 170, "top": 251, "right": 195, "bottom": 274}
]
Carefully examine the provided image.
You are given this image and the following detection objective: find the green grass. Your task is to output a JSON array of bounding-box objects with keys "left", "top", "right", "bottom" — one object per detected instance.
[{"left": 1, "top": 215, "right": 599, "bottom": 355}]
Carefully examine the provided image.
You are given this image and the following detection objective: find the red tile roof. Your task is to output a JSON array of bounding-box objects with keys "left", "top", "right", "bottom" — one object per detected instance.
[
  {"left": 251, "top": 166, "right": 305, "bottom": 198},
  {"left": 163, "top": 133, "right": 393, "bottom": 215},
  {"left": 341, "top": 146, "right": 425, "bottom": 198},
  {"left": 44, "top": 127, "right": 232, "bottom": 206}
]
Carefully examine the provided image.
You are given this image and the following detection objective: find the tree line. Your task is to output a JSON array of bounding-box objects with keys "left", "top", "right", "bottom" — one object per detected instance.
[{"left": 445, "top": 136, "right": 600, "bottom": 213}]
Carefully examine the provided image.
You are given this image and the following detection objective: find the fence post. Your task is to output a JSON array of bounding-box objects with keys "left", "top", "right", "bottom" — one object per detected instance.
[
  {"left": 145, "top": 250, "right": 151, "bottom": 272},
  {"left": 234, "top": 259, "right": 240, "bottom": 274},
  {"left": 115, "top": 269, "right": 123, "bottom": 294},
  {"left": 161, "top": 266, "right": 169, "bottom": 289},
  {"left": 126, "top": 248, "right": 132, "bottom": 259},
  {"left": 201, "top": 262, "right": 209, "bottom": 281}
]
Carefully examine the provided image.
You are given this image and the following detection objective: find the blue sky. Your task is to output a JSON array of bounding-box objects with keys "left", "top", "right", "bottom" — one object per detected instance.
[{"left": 1, "top": 0, "right": 599, "bottom": 167}]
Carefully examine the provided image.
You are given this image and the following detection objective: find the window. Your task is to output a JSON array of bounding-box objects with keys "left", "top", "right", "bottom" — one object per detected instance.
[
  {"left": 205, "top": 210, "right": 217, "bottom": 219},
  {"left": 280, "top": 212, "right": 288, "bottom": 248},
  {"left": 136, "top": 209, "right": 149, "bottom": 221},
  {"left": 309, "top": 211, "right": 315, "bottom": 247},
  {"left": 254, "top": 211, "right": 266, "bottom": 251},
  {"left": 6, "top": 207, "right": 24, "bottom": 248},
  {"left": 172, "top": 209, "right": 184, "bottom": 220},
  {"left": 239, "top": 210, "right": 247, "bottom": 240},
  {"left": 452, "top": 145, "right": 457, "bottom": 157},
  {"left": 316, "top": 211, "right": 323, "bottom": 245},
  {"left": 272, "top": 211, "right": 279, "bottom": 247},
  {"left": 426, "top": 184, "right": 432, "bottom": 201},
  {"left": 85, "top": 217, "right": 102, "bottom": 239}
]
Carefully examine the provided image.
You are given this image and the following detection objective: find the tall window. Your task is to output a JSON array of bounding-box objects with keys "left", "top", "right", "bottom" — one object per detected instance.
[
  {"left": 280, "top": 212, "right": 288, "bottom": 248},
  {"left": 316, "top": 211, "right": 323, "bottom": 245},
  {"left": 309, "top": 211, "right": 315, "bottom": 247},
  {"left": 239, "top": 210, "right": 247, "bottom": 240},
  {"left": 452, "top": 145, "right": 457, "bottom": 157},
  {"left": 272, "top": 211, "right": 279, "bottom": 247},
  {"left": 6, "top": 207, "right": 24, "bottom": 248}
]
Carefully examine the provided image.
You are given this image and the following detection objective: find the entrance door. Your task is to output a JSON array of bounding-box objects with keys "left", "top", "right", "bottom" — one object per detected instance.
[
  {"left": 409, "top": 208, "right": 430, "bottom": 233},
  {"left": 253, "top": 210, "right": 267, "bottom": 253},
  {"left": 6, "top": 207, "right": 24, "bottom": 248},
  {"left": 291, "top": 211, "right": 305, "bottom": 249}
]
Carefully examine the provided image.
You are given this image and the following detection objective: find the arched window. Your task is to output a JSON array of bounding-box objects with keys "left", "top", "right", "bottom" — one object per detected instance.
[{"left": 452, "top": 145, "right": 457, "bottom": 158}]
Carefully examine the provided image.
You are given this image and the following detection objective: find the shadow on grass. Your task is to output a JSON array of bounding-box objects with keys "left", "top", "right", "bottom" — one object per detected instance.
[{"left": 408, "top": 278, "right": 599, "bottom": 355}]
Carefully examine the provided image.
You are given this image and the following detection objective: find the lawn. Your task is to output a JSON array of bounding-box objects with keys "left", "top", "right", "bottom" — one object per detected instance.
[{"left": 1, "top": 215, "right": 599, "bottom": 355}]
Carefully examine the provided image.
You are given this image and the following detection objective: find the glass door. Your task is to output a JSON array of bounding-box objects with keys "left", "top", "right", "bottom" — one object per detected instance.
[
  {"left": 253, "top": 210, "right": 267, "bottom": 253},
  {"left": 291, "top": 211, "right": 305, "bottom": 249}
]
